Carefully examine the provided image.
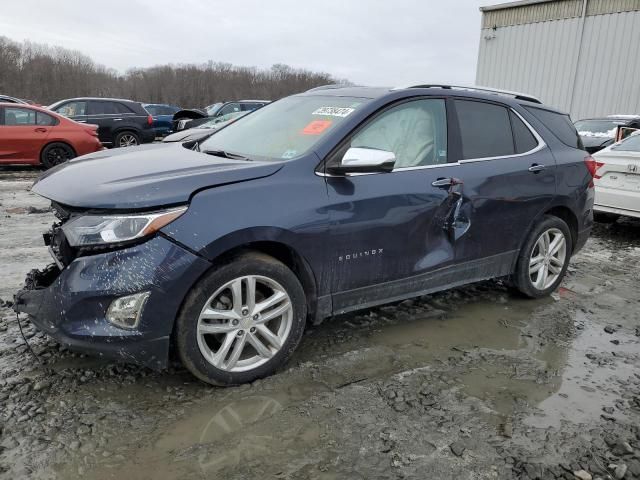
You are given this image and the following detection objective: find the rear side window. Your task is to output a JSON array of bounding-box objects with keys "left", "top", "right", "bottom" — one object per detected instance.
[
  {"left": 115, "top": 103, "right": 134, "bottom": 114},
  {"left": 510, "top": 111, "right": 538, "bottom": 153},
  {"left": 455, "top": 100, "right": 514, "bottom": 159},
  {"left": 525, "top": 106, "right": 581, "bottom": 149},
  {"left": 36, "top": 111, "right": 57, "bottom": 126}
]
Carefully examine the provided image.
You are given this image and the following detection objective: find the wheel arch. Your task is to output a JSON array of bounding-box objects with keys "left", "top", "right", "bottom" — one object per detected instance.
[
  {"left": 207, "top": 240, "right": 319, "bottom": 321},
  {"left": 543, "top": 205, "right": 578, "bottom": 251}
]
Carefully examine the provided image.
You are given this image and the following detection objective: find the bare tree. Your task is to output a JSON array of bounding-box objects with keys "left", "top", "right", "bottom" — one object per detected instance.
[{"left": 0, "top": 36, "right": 348, "bottom": 107}]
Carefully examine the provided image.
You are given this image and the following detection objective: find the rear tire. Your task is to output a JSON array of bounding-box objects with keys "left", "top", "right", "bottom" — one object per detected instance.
[
  {"left": 593, "top": 211, "right": 619, "bottom": 224},
  {"left": 41, "top": 142, "right": 76, "bottom": 169},
  {"left": 512, "top": 215, "right": 572, "bottom": 298},
  {"left": 175, "top": 252, "right": 307, "bottom": 386},
  {"left": 114, "top": 131, "right": 140, "bottom": 148}
]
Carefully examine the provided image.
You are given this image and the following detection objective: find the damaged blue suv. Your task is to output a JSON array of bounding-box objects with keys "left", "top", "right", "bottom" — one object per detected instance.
[{"left": 15, "top": 85, "right": 594, "bottom": 385}]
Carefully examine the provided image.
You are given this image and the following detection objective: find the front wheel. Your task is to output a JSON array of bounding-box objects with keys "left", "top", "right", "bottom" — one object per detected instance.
[
  {"left": 114, "top": 131, "right": 140, "bottom": 148},
  {"left": 175, "top": 252, "right": 307, "bottom": 386},
  {"left": 512, "top": 215, "right": 572, "bottom": 298}
]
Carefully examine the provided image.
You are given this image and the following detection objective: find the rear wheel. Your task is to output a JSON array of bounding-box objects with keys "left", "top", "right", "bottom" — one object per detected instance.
[
  {"left": 114, "top": 131, "right": 140, "bottom": 148},
  {"left": 175, "top": 252, "right": 307, "bottom": 386},
  {"left": 513, "top": 215, "right": 572, "bottom": 298},
  {"left": 41, "top": 142, "right": 75, "bottom": 169}
]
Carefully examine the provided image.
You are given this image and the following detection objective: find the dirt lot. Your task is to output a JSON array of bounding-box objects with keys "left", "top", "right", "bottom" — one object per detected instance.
[{"left": 0, "top": 167, "right": 639, "bottom": 480}]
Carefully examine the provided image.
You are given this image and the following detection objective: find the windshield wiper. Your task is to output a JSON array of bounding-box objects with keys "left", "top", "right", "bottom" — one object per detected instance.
[{"left": 203, "top": 149, "right": 250, "bottom": 161}]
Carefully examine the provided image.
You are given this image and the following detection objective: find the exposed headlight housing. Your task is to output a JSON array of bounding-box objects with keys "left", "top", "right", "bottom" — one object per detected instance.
[
  {"left": 62, "top": 206, "right": 187, "bottom": 247},
  {"left": 106, "top": 291, "right": 150, "bottom": 329}
]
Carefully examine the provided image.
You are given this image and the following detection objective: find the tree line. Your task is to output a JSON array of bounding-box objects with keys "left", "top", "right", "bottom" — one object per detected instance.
[{"left": 0, "top": 36, "right": 346, "bottom": 108}]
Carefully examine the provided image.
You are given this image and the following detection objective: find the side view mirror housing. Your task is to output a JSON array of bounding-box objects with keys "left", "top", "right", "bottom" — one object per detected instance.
[{"left": 327, "top": 147, "right": 396, "bottom": 175}]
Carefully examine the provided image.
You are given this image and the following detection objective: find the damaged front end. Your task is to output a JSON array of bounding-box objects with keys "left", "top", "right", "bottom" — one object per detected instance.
[{"left": 13, "top": 201, "right": 212, "bottom": 370}]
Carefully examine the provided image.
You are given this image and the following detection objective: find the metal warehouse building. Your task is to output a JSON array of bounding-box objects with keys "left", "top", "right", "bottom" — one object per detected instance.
[{"left": 476, "top": 0, "right": 640, "bottom": 121}]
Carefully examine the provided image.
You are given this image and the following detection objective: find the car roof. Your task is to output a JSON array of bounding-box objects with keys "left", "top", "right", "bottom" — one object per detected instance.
[
  {"left": 298, "top": 84, "right": 564, "bottom": 113},
  {"left": 52, "top": 97, "right": 138, "bottom": 103}
]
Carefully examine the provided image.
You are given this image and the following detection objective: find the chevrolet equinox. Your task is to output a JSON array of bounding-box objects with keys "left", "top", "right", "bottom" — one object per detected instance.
[{"left": 15, "top": 85, "right": 594, "bottom": 385}]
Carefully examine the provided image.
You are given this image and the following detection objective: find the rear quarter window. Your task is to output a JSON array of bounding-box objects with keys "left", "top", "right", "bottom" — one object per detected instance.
[{"left": 525, "top": 106, "right": 582, "bottom": 149}]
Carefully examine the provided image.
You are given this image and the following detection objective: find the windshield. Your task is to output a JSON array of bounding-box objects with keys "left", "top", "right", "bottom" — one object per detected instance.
[
  {"left": 197, "top": 111, "right": 247, "bottom": 129},
  {"left": 199, "top": 95, "right": 366, "bottom": 160},
  {"left": 205, "top": 102, "right": 223, "bottom": 116},
  {"left": 612, "top": 132, "right": 640, "bottom": 152},
  {"left": 574, "top": 119, "right": 621, "bottom": 138}
]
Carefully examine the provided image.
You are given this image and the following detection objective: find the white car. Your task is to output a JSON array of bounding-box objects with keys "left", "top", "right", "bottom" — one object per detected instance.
[{"left": 593, "top": 132, "right": 640, "bottom": 221}]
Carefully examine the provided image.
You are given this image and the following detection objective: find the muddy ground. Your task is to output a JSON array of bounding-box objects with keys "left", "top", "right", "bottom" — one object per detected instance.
[{"left": 0, "top": 166, "right": 639, "bottom": 480}]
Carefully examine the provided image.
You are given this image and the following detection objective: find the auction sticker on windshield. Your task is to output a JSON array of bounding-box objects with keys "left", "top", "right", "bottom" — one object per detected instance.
[
  {"left": 312, "top": 107, "right": 354, "bottom": 117},
  {"left": 302, "top": 120, "right": 332, "bottom": 135}
]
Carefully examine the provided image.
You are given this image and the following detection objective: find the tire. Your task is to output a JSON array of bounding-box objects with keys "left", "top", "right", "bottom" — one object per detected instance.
[
  {"left": 593, "top": 211, "right": 619, "bottom": 224},
  {"left": 40, "top": 142, "right": 76, "bottom": 169},
  {"left": 114, "top": 131, "right": 140, "bottom": 148},
  {"left": 175, "top": 252, "right": 307, "bottom": 386},
  {"left": 512, "top": 215, "right": 572, "bottom": 298}
]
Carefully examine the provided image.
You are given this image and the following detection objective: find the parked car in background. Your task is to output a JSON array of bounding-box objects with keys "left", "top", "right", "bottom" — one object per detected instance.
[
  {"left": 15, "top": 85, "right": 594, "bottom": 386},
  {"left": 0, "top": 102, "right": 102, "bottom": 168},
  {"left": 592, "top": 132, "right": 640, "bottom": 222},
  {"left": 0, "top": 94, "right": 28, "bottom": 104},
  {"left": 48, "top": 97, "right": 156, "bottom": 148},
  {"left": 143, "top": 103, "right": 181, "bottom": 137},
  {"left": 172, "top": 99, "right": 269, "bottom": 131},
  {"left": 162, "top": 111, "right": 248, "bottom": 143},
  {"left": 575, "top": 115, "right": 640, "bottom": 153}
]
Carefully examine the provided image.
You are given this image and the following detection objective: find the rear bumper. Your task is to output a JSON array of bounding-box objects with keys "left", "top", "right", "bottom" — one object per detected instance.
[
  {"left": 14, "top": 235, "right": 211, "bottom": 370},
  {"left": 594, "top": 203, "right": 640, "bottom": 219},
  {"left": 139, "top": 129, "right": 157, "bottom": 144}
]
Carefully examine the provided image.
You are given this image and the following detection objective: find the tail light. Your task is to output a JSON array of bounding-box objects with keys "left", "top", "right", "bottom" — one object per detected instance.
[
  {"left": 584, "top": 155, "right": 604, "bottom": 187},
  {"left": 84, "top": 125, "right": 99, "bottom": 137},
  {"left": 147, "top": 115, "right": 153, "bottom": 126}
]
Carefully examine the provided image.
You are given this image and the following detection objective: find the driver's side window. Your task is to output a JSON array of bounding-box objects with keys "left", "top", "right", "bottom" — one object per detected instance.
[{"left": 351, "top": 99, "right": 447, "bottom": 168}]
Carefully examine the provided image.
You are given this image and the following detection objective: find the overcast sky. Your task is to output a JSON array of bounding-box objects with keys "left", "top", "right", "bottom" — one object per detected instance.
[{"left": 0, "top": 0, "right": 486, "bottom": 86}]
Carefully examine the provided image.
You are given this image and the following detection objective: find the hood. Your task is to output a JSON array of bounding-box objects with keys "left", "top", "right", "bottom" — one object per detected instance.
[
  {"left": 163, "top": 128, "right": 214, "bottom": 143},
  {"left": 32, "top": 143, "right": 283, "bottom": 210},
  {"left": 172, "top": 108, "right": 207, "bottom": 120}
]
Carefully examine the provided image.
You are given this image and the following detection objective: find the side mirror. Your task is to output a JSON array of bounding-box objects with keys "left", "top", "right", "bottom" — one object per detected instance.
[{"left": 327, "top": 147, "right": 396, "bottom": 175}]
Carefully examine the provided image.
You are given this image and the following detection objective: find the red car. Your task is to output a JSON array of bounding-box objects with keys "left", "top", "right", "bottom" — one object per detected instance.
[{"left": 0, "top": 102, "right": 102, "bottom": 168}]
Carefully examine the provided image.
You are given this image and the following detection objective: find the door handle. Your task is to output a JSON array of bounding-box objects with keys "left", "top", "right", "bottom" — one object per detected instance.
[
  {"left": 528, "top": 164, "right": 546, "bottom": 173},
  {"left": 34, "top": 127, "right": 47, "bottom": 133},
  {"left": 76, "top": 120, "right": 87, "bottom": 123},
  {"left": 113, "top": 118, "right": 123, "bottom": 121},
  {"left": 431, "top": 177, "right": 464, "bottom": 188}
]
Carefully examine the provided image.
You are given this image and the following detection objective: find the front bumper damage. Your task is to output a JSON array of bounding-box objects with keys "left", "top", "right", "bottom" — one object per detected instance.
[{"left": 14, "top": 234, "right": 211, "bottom": 370}]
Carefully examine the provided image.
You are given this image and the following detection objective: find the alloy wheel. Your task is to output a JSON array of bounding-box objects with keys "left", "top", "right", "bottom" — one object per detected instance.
[
  {"left": 196, "top": 275, "right": 293, "bottom": 372},
  {"left": 528, "top": 227, "right": 567, "bottom": 290},
  {"left": 46, "top": 146, "right": 72, "bottom": 166},
  {"left": 118, "top": 134, "right": 138, "bottom": 147}
]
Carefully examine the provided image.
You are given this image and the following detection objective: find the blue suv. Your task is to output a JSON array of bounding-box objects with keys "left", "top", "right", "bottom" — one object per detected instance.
[{"left": 15, "top": 85, "right": 594, "bottom": 385}]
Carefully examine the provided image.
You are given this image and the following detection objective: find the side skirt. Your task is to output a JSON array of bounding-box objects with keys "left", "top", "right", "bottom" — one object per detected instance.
[{"left": 331, "top": 250, "right": 517, "bottom": 316}]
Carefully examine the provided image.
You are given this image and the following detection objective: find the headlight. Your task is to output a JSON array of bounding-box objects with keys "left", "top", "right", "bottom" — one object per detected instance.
[{"left": 62, "top": 206, "right": 187, "bottom": 247}]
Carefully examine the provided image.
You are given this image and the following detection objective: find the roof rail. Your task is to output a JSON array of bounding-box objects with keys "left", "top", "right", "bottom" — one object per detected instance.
[{"left": 399, "top": 84, "right": 542, "bottom": 104}]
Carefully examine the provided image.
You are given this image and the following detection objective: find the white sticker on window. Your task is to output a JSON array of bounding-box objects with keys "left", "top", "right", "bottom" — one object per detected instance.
[{"left": 312, "top": 107, "right": 355, "bottom": 118}]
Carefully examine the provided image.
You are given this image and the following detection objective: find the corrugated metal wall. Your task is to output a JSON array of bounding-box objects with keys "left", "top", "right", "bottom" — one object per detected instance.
[{"left": 476, "top": 1, "right": 640, "bottom": 120}]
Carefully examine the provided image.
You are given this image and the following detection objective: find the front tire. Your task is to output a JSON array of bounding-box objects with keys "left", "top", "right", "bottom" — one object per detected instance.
[
  {"left": 513, "top": 215, "right": 572, "bottom": 298},
  {"left": 175, "top": 252, "right": 307, "bottom": 386},
  {"left": 114, "top": 131, "right": 140, "bottom": 148},
  {"left": 41, "top": 142, "right": 75, "bottom": 169}
]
